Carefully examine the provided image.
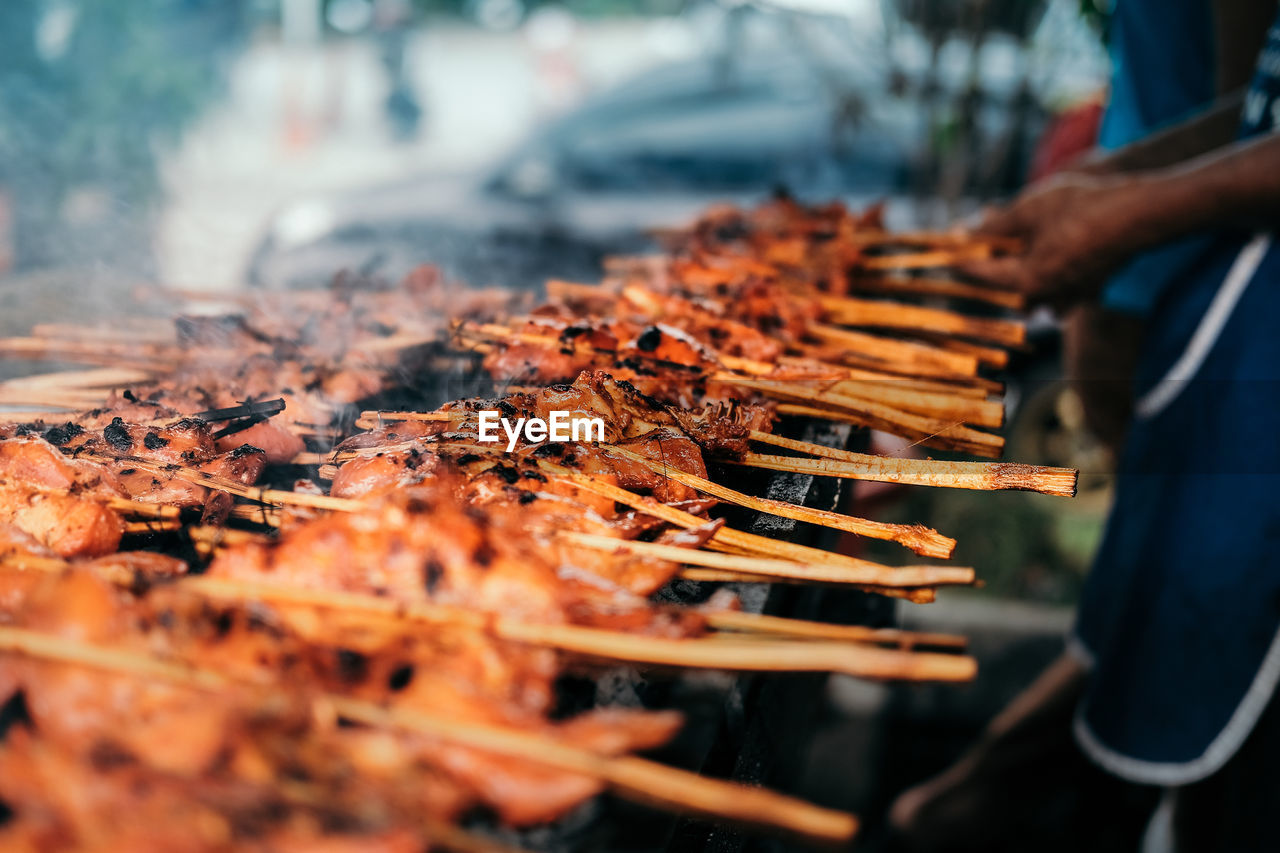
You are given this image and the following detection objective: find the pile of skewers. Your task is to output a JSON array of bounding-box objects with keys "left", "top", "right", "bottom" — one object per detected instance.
[{"left": 0, "top": 197, "right": 1074, "bottom": 851}]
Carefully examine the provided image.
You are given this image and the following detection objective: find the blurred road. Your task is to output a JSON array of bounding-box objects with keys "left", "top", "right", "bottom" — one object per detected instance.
[{"left": 157, "top": 18, "right": 684, "bottom": 291}]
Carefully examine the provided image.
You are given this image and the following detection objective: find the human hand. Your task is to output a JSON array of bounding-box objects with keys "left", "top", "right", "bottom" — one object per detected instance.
[{"left": 960, "top": 173, "right": 1150, "bottom": 310}]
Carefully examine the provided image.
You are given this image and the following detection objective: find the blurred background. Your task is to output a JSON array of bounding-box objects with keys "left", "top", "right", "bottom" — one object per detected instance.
[{"left": 0, "top": 0, "right": 1116, "bottom": 841}]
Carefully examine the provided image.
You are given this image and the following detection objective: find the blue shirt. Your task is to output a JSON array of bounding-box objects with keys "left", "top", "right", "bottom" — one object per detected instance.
[
  {"left": 1072, "top": 9, "right": 1280, "bottom": 783},
  {"left": 1098, "top": 0, "right": 1217, "bottom": 316}
]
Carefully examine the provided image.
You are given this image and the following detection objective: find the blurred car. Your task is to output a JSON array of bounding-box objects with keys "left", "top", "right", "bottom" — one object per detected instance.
[{"left": 247, "top": 52, "right": 931, "bottom": 290}]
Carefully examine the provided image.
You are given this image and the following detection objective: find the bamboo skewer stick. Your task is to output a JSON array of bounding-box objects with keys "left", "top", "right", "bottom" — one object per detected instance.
[
  {"left": 42, "top": 528, "right": 954, "bottom": 660},
  {"left": 854, "top": 245, "right": 997, "bottom": 270},
  {"left": 463, "top": 318, "right": 991, "bottom": 420},
  {"left": 176, "top": 527, "right": 956, "bottom": 650},
  {"left": 0, "top": 366, "right": 156, "bottom": 390},
  {"left": 457, "top": 322, "right": 1001, "bottom": 453},
  {"left": 846, "top": 275, "right": 1025, "bottom": 309},
  {"left": 0, "top": 388, "right": 101, "bottom": 409},
  {"left": 714, "top": 354, "right": 1003, "bottom": 427},
  {"left": 0, "top": 337, "right": 177, "bottom": 369},
  {"left": 0, "top": 404, "right": 75, "bottom": 417},
  {"left": 178, "top": 574, "right": 973, "bottom": 682},
  {"left": 723, "top": 377, "right": 1004, "bottom": 458},
  {"left": 558, "top": 283, "right": 999, "bottom": 397},
  {"left": 560, "top": 531, "right": 933, "bottom": 588},
  {"left": 703, "top": 609, "right": 967, "bottom": 650},
  {"left": 736, "top": 442, "right": 1078, "bottom": 497},
  {"left": 0, "top": 624, "right": 859, "bottom": 844},
  {"left": 187, "top": 525, "right": 273, "bottom": 550},
  {"left": 315, "top": 423, "right": 968, "bottom": 559},
  {"left": 355, "top": 410, "right": 456, "bottom": 430},
  {"left": 823, "top": 379, "right": 1004, "bottom": 429},
  {"left": 532, "top": 456, "right": 974, "bottom": 591},
  {"left": 460, "top": 316, "right": 984, "bottom": 391},
  {"left": 4, "top": 547, "right": 968, "bottom": 681},
  {"left": 123, "top": 519, "right": 184, "bottom": 535},
  {"left": 783, "top": 360, "right": 992, "bottom": 397},
  {"left": 545, "top": 279, "right": 613, "bottom": 301},
  {"left": 4, "top": 478, "right": 184, "bottom": 522},
  {"left": 330, "top": 696, "right": 860, "bottom": 844},
  {"left": 82, "top": 454, "right": 365, "bottom": 513},
  {"left": 0, "top": 625, "right": 231, "bottom": 690},
  {"left": 29, "top": 323, "right": 175, "bottom": 346},
  {"left": 601, "top": 445, "right": 956, "bottom": 558},
  {"left": 805, "top": 324, "right": 980, "bottom": 377},
  {"left": 911, "top": 333, "right": 1012, "bottom": 369},
  {"left": 817, "top": 296, "right": 1026, "bottom": 347}
]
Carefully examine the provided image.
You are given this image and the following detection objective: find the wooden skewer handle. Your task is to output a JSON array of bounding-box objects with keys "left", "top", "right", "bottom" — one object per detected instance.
[
  {"left": 603, "top": 444, "right": 956, "bottom": 559},
  {"left": 744, "top": 434, "right": 1078, "bottom": 497}
]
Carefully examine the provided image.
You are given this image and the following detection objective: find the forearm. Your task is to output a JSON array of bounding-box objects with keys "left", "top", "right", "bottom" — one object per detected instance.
[
  {"left": 1077, "top": 92, "right": 1246, "bottom": 175},
  {"left": 1116, "top": 133, "right": 1280, "bottom": 251}
]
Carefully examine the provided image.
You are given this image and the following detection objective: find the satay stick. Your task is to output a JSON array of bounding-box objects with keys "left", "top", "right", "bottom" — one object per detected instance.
[
  {"left": 601, "top": 444, "right": 955, "bottom": 559},
  {"left": 468, "top": 319, "right": 987, "bottom": 423},
  {"left": 123, "top": 519, "right": 184, "bottom": 534},
  {"left": 845, "top": 275, "right": 1025, "bottom": 309},
  {"left": 187, "top": 525, "right": 273, "bottom": 550},
  {"left": 703, "top": 609, "right": 966, "bottom": 650},
  {"left": 854, "top": 245, "right": 998, "bottom": 270},
  {"left": 0, "top": 366, "right": 156, "bottom": 389},
  {"left": 559, "top": 530, "right": 933, "bottom": 587},
  {"left": 0, "top": 389, "right": 99, "bottom": 410},
  {"left": 181, "top": 526, "right": 952, "bottom": 649},
  {"left": 0, "top": 336, "right": 178, "bottom": 369},
  {"left": 715, "top": 354, "right": 1004, "bottom": 427},
  {"left": 617, "top": 284, "right": 998, "bottom": 398},
  {"left": 734, "top": 445, "right": 1078, "bottom": 498},
  {"left": 354, "top": 410, "right": 457, "bottom": 430},
  {"left": 461, "top": 316, "right": 983, "bottom": 393},
  {"left": 770, "top": 401, "right": 1008, "bottom": 458},
  {"left": 0, "top": 626, "right": 858, "bottom": 845},
  {"left": 545, "top": 279, "right": 613, "bottom": 301},
  {"left": 817, "top": 296, "right": 1026, "bottom": 347},
  {"left": 0, "top": 410, "right": 71, "bottom": 422},
  {"left": 824, "top": 378, "right": 1004, "bottom": 429},
  {"left": 0, "top": 625, "right": 231, "bottom": 690},
  {"left": 462, "top": 322, "right": 1003, "bottom": 452},
  {"left": 3, "top": 546, "right": 970, "bottom": 680},
  {"left": 5, "top": 478, "right": 183, "bottom": 521},
  {"left": 181, "top": 575, "right": 973, "bottom": 682},
  {"left": 719, "top": 369, "right": 1004, "bottom": 436},
  {"left": 531, "top": 456, "right": 974, "bottom": 591},
  {"left": 910, "top": 332, "right": 1012, "bottom": 369},
  {"left": 721, "top": 376, "right": 1004, "bottom": 458},
  {"left": 226, "top": 504, "right": 283, "bottom": 527},
  {"left": 29, "top": 323, "right": 176, "bottom": 346},
  {"left": 805, "top": 323, "right": 980, "bottom": 377},
  {"left": 784, "top": 360, "right": 992, "bottom": 397},
  {"left": 82, "top": 454, "right": 365, "bottom": 513}
]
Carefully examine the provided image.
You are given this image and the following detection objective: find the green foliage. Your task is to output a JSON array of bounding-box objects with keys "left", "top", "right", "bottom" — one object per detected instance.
[{"left": 0, "top": 0, "right": 237, "bottom": 200}]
